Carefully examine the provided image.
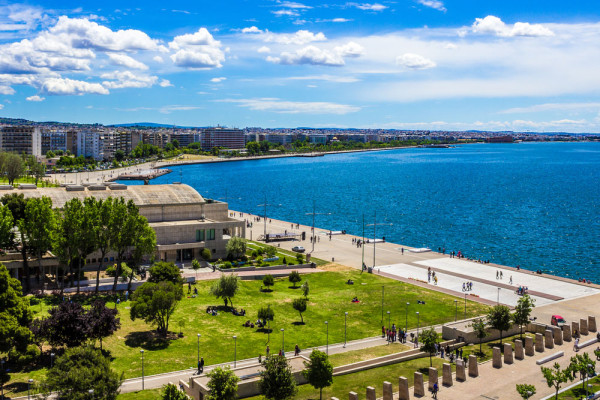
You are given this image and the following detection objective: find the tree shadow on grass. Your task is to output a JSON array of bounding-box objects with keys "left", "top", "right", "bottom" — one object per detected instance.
[
  {"left": 292, "top": 321, "right": 305, "bottom": 326},
  {"left": 288, "top": 286, "right": 301, "bottom": 290},
  {"left": 5, "top": 381, "right": 29, "bottom": 396},
  {"left": 256, "top": 328, "right": 273, "bottom": 334},
  {"left": 125, "top": 331, "right": 176, "bottom": 350}
]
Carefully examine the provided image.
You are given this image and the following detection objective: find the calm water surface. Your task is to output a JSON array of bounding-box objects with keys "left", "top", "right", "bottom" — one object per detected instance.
[{"left": 121, "top": 142, "right": 600, "bottom": 281}]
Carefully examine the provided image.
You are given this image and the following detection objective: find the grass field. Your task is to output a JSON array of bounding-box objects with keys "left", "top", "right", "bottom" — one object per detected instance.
[{"left": 557, "top": 375, "right": 600, "bottom": 399}]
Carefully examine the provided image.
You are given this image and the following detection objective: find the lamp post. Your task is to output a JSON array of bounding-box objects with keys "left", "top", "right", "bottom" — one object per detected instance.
[
  {"left": 387, "top": 311, "right": 391, "bottom": 329},
  {"left": 366, "top": 212, "right": 393, "bottom": 269},
  {"left": 497, "top": 288, "right": 500, "bottom": 305},
  {"left": 325, "top": 321, "right": 329, "bottom": 355},
  {"left": 257, "top": 196, "right": 281, "bottom": 241},
  {"left": 305, "top": 200, "right": 331, "bottom": 253},
  {"left": 454, "top": 300, "right": 458, "bottom": 322},
  {"left": 140, "top": 350, "right": 144, "bottom": 390},
  {"left": 197, "top": 334, "right": 201, "bottom": 366},
  {"left": 1, "top": 359, "right": 4, "bottom": 400},
  {"left": 27, "top": 379, "right": 33, "bottom": 400},
  {"left": 50, "top": 352, "right": 55, "bottom": 368},
  {"left": 233, "top": 336, "right": 237, "bottom": 368},
  {"left": 405, "top": 302, "right": 410, "bottom": 333},
  {"left": 281, "top": 329, "right": 285, "bottom": 354},
  {"left": 344, "top": 312, "right": 348, "bottom": 348},
  {"left": 586, "top": 364, "right": 593, "bottom": 398},
  {"left": 89, "top": 389, "right": 94, "bottom": 399},
  {"left": 416, "top": 312, "right": 420, "bottom": 342},
  {"left": 464, "top": 293, "right": 467, "bottom": 319},
  {"left": 381, "top": 285, "right": 384, "bottom": 324}
]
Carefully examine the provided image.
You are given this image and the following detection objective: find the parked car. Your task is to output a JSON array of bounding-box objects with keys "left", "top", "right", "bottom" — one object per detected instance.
[
  {"left": 551, "top": 315, "right": 566, "bottom": 328},
  {"left": 292, "top": 246, "right": 305, "bottom": 253}
]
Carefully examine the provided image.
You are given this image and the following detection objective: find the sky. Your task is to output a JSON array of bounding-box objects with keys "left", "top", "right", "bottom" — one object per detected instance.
[{"left": 1, "top": 1, "right": 600, "bottom": 132}]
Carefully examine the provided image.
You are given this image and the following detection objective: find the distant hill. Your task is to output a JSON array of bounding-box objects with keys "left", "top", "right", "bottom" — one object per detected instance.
[{"left": 109, "top": 122, "right": 205, "bottom": 129}]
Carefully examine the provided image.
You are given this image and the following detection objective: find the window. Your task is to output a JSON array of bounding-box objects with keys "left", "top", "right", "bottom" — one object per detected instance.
[
  {"left": 207, "top": 229, "right": 215, "bottom": 240},
  {"left": 196, "top": 229, "right": 205, "bottom": 242}
]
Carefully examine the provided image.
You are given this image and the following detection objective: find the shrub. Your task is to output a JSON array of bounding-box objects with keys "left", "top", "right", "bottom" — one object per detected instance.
[
  {"left": 289, "top": 271, "right": 302, "bottom": 287},
  {"left": 263, "top": 274, "right": 274, "bottom": 290},
  {"left": 223, "top": 261, "right": 233, "bottom": 269}
]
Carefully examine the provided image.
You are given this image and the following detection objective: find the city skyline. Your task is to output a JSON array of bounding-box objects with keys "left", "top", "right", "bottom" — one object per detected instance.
[{"left": 1, "top": 1, "right": 600, "bottom": 132}]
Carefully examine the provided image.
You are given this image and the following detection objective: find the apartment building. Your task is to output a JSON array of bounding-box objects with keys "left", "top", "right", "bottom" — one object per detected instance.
[
  {"left": 201, "top": 127, "right": 245, "bottom": 150},
  {"left": 0, "top": 126, "right": 42, "bottom": 156}
]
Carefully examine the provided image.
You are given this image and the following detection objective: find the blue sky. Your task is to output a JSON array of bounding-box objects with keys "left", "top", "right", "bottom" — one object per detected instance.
[{"left": 1, "top": 0, "right": 600, "bottom": 132}]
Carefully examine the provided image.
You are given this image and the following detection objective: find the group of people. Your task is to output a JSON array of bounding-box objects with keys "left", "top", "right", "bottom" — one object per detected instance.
[
  {"left": 242, "top": 319, "right": 263, "bottom": 328},
  {"left": 206, "top": 306, "right": 218, "bottom": 316},
  {"left": 436, "top": 344, "right": 464, "bottom": 363},
  {"left": 516, "top": 286, "right": 529, "bottom": 295},
  {"left": 351, "top": 297, "right": 360, "bottom": 303},
  {"left": 462, "top": 281, "right": 474, "bottom": 291},
  {"left": 232, "top": 308, "right": 246, "bottom": 316},
  {"left": 353, "top": 239, "right": 364, "bottom": 248},
  {"left": 187, "top": 283, "right": 198, "bottom": 295},
  {"left": 382, "top": 324, "right": 408, "bottom": 344},
  {"left": 578, "top": 278, "right": 593, "bottom": 284},
  {"left": 427, "top": 268, "right": 438, "bottom": 285}
]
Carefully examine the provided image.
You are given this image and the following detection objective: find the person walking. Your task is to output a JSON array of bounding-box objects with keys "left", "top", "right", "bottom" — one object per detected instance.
[
  {"left": 574, "top": 337, "right": 579, "bottom": 352},
  {"left": 197, "top": 357, "right": 204, "bottom": 374}
]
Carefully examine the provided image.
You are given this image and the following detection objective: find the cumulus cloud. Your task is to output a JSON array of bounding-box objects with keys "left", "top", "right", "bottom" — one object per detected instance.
[
  {"left": 417, "top": 0, "right": 446, "bottom": 12},
  {"left": 347, "top": 3, "right": 387, "bottom": 11},
  {"left": 107, "top": 53, "right": 148, "bottom": 70},
  {"left": 272, "top": 9, "right": 299, "bottom": 17},
  {"left": 41, "top": 77, "right": 108, "bottom": 95},
  {"left": 0, "top": 4, "right": 45, "bottom": 31},
  {"left": 396, "top": 53, "right": 436, "bottom": 69},
  {"left": 268, "top": 46, "right": 345, "bottom": 66},
  {"left": 210, "top": 77, "right": 226, "bottom": 83},
  {"left": 0, "top": 86, "right": 15, "bottom": 95},
  {"left": 257, "top": 46, "right": 271, "bottom": 53},
  {"left": 219, "top": 98, "right": 360, "bottom": 114},
  {"left": 242, "top": 26, "right": 262, "bottom": 34},
  {"left": 153, "top": 55, "right": 164, "bottom": 63},
  {"left": 159, "top": 79, "right": 172, "bottom": 87},
  {"left": 264, "top": 30, "right": 327, "bottom": 45},
  {"left": 334, "top": 41, "right": 364, "bottom": 57},
  {"left": 26, "top": 95, "right": 45, "bottom": 101},
  {"left": 101, "top": 70, "right": 158, "bottom": 89},
  {"left": 169, "top": 28, "right": 225, "bottom": 68},
  {"left": 472, "top": 16, "right": 554, "bottom": 37}
]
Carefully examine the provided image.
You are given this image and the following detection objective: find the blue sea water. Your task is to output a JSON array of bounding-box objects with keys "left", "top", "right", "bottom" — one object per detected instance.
[{"left": 120, "top": 142, "right": 600, "bottom": 281}]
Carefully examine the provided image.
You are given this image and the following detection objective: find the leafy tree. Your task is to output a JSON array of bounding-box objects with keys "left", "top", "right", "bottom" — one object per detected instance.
[
  {"left": 569, "top": 352, "right": 596, "bottom": 383},
  {"left": 246, "top": 141, "right": 260, "bottom": 156},
  {"left": 92, "top": 197, "right": 114, "bottom": 293},
  {"left": 56, "top": 198, "right": 85, "bottom": 289},
  {"left": 541, "top": 362, "right": 574, "bottom": 400},
  {"left": 292, "top": 298, "right": 307, "bottom": 324},
  {"left": 130, "top": 281, "right": 183, "bottom": 336},
  {"left": 110, "top": 199, "right": 137, "bottom": 291},
  {"left": 192, "top": 259, "right": 201, "bottom": 279},
  {"left": 201, "top": 248, "right": 212, "bottom": 261},
  {"left": 258, "top": 305, "right": 274, "bottom": 328},
  {"left": 301, "top": 281, "right": 309, "bottom": 298},
  {"left": 43, "top": 346, "right": 121, "bottom": 400},
  {"left": 30, "top": 160, "right": 46, "bottom": 185},
  {"left": 259, "top": 355, "right": 297, "bottom": 400},
  {"left": 0, "top": 203, "right": 14, "bottom": 252},
  {"left": 470, "top": 318, "right": 488, "bottom": 354},
  {"left": 595, "top": 347, "right": 600, "bottom": 361},
  {"left": 206, "top": 366, "right": 239, "bottom": 400},
  {"left": 126, "top": 219, "right": 156, "bottom": 292},
  {"left": 288, "top": 271, "right": 301, "bottom": 288},
  {"left": 263, "top": 274, "right": 275, "bottom": 291},
  {"left": 512, "top": 294, "right": 535, "bottom": 340},
  {"left": 161, "top": 383, "right": 189, "bottom": 400},
  {"left": 149, "top": 262, "right": 184, "bottom": 286},
  {"left": 1, "top": 193, "right": 32, "bottom": 291},
  {"left": 487, "top": 305, "right": 512, "bottom": 345},
  {"left": 296, "top": 253, "right": 304, "bottom": 264},
  {"left": 210, "top": 274, "right": 239, "bottom": 308},
  {"left": 265, "top": 246, "right": 277, "bottom": 258},
  {"left": 303, "top": 350, "right": 333, "bottom": 400},
  {"left": 515, "top": 384, "right": 536, "bottom": 400},
  {"left": 4, "top": 153, "right": 24, "bottom": 185},
  {"left": 225, "top": 236, "right": 246, "bottom": 260},
  {"left": 36, "top": 301, "right": 88, "bottom": 348},
  {"left": 87, "top": 300, "right": 120, "bottom": 350},
  {"left": 419, "top": 327, "right": 439, "bottom": 367},
  {"left": 114, "top": 150, "right": 126, "bottom": 162}
]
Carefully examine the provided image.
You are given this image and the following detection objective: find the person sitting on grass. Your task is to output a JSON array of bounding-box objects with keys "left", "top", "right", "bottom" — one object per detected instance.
[{"left": 351, "top": 296, "right": 359, "bottom": 302}]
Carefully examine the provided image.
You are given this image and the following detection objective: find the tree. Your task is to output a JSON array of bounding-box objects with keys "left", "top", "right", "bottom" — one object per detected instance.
[
  {"left": 149, "top": 261, "right": 184, "bottom": 286},
  {"left": 515, "top": 384, "right": 536, "bottom": 399},
  {"left": 114, "top": 150, "right": 125, "bottom": 162},
  {"left": 419, "top": 327, "right": 439, "bottom": 367},
  {"left": 225, "top": 236, "right": 246, "bottom": 260},
  {"left": 87, "top": 300, "right": 120, "bottom": 351},
  {"left": 292, "top": 298, "right": 307, "bottom": 324},
  {"left": 296, "top": 253, "right": 304, "bottom": 264},
  {"left": 43, "top": 346, "right": 121, "bottom": 400},
  {"left": 541, "top": 362, "right": 574, "bottom": 400},
  {"left": 211, "top": 274, "right": 239, "bottom": 308},
  {"left": 201, "top": 248, "right": 212, "bottom": 261},
  {"left": 470, "top": 318, "right": 488, "bottom": 354},
  {"left": 53, "top": 199, "right": 81, "bottom": 291},
  {"left": 126, "top": 219, "right": 156, "bottom": 292},
  {"left": 206, "top": 366, "right": 239, "bottom": 400},
  {"left": 303, "top": 350, "right": 333, "bottom": 400},
  {"left": 0, "top": 203, "right": 14, "bottom": 252},
  {"left": 4, "top": 153, "right": 24, "bottom": 185},
  {"left": 192, "top": 259, "right": 201, "bottom": 279},
  {"left": 487, "top": 305, "right": 512, "bottom": 345},
  {"left": 263, "top": 274, "right": 275, "bottom": 291},
  {"left": 569, "top": 353, "right": 596, "bottom": 388},
  {"left": 259, "top": 355, "right": 297, "bottom": 400},
  {"left": 258, "top": 305, "right": 274, "bottom": 329},
  {"left": 301, "top": 281, "right": 309, "bottom": 298},
  {"left": 246, "top": 142, "right": 260, "bottom": 156},
  {"left": 130, "top": 281, "right": 183, "bottom": 336},
  {"left": 110, "top": 199, "right": 137, "bottom": 291},
  {"left": 30, "top": 160, "right": 46, "bottom": 185},
  {"left": 2, "top": 193, "right": 32, "bottom": 291},
  {"left": 92, "top": 197, "right": 114, "bottom": 293},
  {"left": 288, "top": 271, "right": 301, "bottom": 288},
  {"left": 161, "top": 383, "right": 189, "bottom": 400},
  {"left": 36, "top": 301, "right": 88, "bottom": 348},
  {"left": 512, "top": 294, "right": 535, "bottom": 340}
]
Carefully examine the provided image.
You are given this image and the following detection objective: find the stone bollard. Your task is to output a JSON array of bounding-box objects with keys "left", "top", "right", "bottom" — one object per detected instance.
[
  {"left": 468, "top": 354, "right": 479, "bottom": 377},
  {"left": 383, "top": 381, "right": 393, "bottom": 400},
  {"left": 545, "top": 330, "right": 554, "bottom": 349},
  {"left": 572, "top": 321, "right": 580, "bottom": 337},
  {"left": 414, "top": 372, "right": 425, "bottom": 397},
  {"left": 554, "top": 327, "right": 563, "bottom": 346},
  {"left": 492, "top": 347, "right": 502, "bottom": 368},
  {"left": 504, "top": 343, "right": 514, "bottom": 364},
  {"left": 456, "top": 359, "right": 466, "bottom": 381},
  {"left": 515, "top": 339, "right": 524, "bottom": 360},
  {"left": 535, "top": 333, "right": 545, "bottom": 352},
  {"left": 563, "top": 325, "right": 572, "bottom": 342},
  {"left": 525, "top": 336, "right": 535, "bottom": 356},
  {"left": 366, "top": 386, "right": 376, "bottom": 400},
  {"left": 398, "top": 377, "right": 410, "bottom": 400},
  {"left": 349, "top": 391, "right": 358, "bottom": 400},
  {"left": 428, "top": 367, "right": 438, "bottom": 391},
  {"left": 442, "top": 363, "right": 453, "bottom": 387},
  {"left": 580, "top": 318, "right": 589, "bottom": 335},
  {"left": 589, "top": 316, "right": 597, "bottom": 333}
]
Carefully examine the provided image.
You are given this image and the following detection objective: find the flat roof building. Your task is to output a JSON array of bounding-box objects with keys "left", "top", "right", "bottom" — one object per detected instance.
[
  {"left": 201, "top": 127, "right": 245, "bottom": 150},
  {"left": 0, "top": 126, "right": 42, "bottom": 156}
]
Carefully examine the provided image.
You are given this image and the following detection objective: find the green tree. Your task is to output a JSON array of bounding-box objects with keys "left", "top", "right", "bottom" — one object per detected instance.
[
  {"left": 149, "top": 261, "right": 184, "bottom": 285},
  {"left": 53, "top": 199, "right": 80, "bottom": 291},
  {"left": 126, "top": 219, "right": 156, "bottom": 292},
  {"left": 43, "top": 346, "right": 122, "bottom": 400},
  {"left": 0, "top": 203, "right": 14, "bottom": 252},
  {"left": 419, "top": 327, "right": 439, "bottom": 367},
  {"left": 210, "top": 274, "right": 240, "bottom": 308},
  {"left": 192, "top": 259, "right": 201, "bottom": 279},
  {"left": 265, "top": 246, "right": 277, "bottom": 258},
  {"left": 4, "top": 153, "right": 24, "bottom": 185},
  {"left": 515, "top": 384, "right": 536, "bottom": 399},
  {"left": 258, "top": 305, "right": 274, "bottom": 329},
  {"left": 512, "top": 294, "right": 535, "bottom": 340},
  {"left": 292, "top": 298, "right": 307, "bottom": 324},
  {"left": 487, "top": 305, "right": 512, "bottom": 345},
  {"left": 296, "top": 253, "right": 304, "bottom": 264},
  {"left": 470, "top": 318, "right": 488, "bottom": 354},
  {"left": 201, "top": 248, "right": 212, "bottom": 261},
  {"left": 91, "top": 197, "right": 114, "bottom": 293},
  {"left": 206, "top": 366, "right": 239, "bottom": 400},
  {"left": 1, "top": 193, "right": 32, "bottom": 291},
  {"left": 30, "top": 160, "right": 46, "bottom": 185},
  {"left": 111, "top": 199, "right": 138, "bottom": 291},
  {"left": 288, "top": 270, "right": 301, "bottom": 288},
  {"left": 541, "top": 362, "right": 574, "bottom": 400},
  {"left": 569, "top": 352, "right": 596, "bottom": 386},
  {"left": 303, "top": 350, "right": 333, "bottom": 400},
  {"left": 161, "top": 383, "right": 189, "bottom": 400},
  {"left": 114, "top": 150, "right": 125, "bottom": 162},
  {"left": 246, "top": 141, "right": 260, "bottom": 155},
  {"left": 130, "top": 281, "right": 183, "bottom": 336},
  {"left": 263, "top": 274, "right": 275, "bottom": 291},
  {"left": 259, "top": 355, "right": 297, "bottom": 400},
  {"left": 225, "top": 236, "right": 246, "bottom": 260},
  {"left": 301, "top": 280, "right": 309, "bottom": 298}
]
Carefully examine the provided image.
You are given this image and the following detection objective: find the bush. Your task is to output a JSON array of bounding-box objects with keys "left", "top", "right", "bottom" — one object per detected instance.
[
  {"left": 282, "top": 257, "right": 287, "bottom": 265},
  {"left": 201, "top": 248, "right": 212, "bottom": 261},
  {"left": 251, "top": 250, "right": 259, "bottom": 258},
  {"left": 263, "top": 274, "right": 274, "bottom": 290},
  {"left": 105, "top": 263, "right": 131, "bottom": 278},
  {"left": 223, "top": 261, "right": 232, "bottom": 269},
  {"left": 256, "top": 256, "right": 263, "bottom": 264},
  {"left": 289, "top": 271, "right": 302, "bottom": 287},
  {"left": 296, "top": 253, "right": 304, "bottom": 264}
]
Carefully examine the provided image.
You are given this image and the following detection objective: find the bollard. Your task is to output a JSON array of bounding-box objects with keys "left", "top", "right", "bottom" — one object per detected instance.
[
  {"left": 383, "top": 381, "right": 393, "bottom": 400},
  {"left": 580, "top": 318, "right": 589, "bottom": 335},
  {"left": 504, "top": 343, "right": 513, "bottom": 364},
  {"left": 414, "top": 372, "right": 425, "bottom": 397},
  {"left": 515, "top": 339, "right": 524, "bottom": 360},
  {"left": 428, "top": 367, "right": 438, "bottom": 391},
  {"left": 572, "top": 321, "right": 580, "bottom": 337},
  {"left": 366, "top": 386, "right": 376, "bottom": 400},
  {"left": 563, "top": 325, "right": 572, "bottom": 342},
  {"left": 554, "top": 327, "right": 563, "bottom": 346},
  {"left": 492, "top": 347, "right": 502, "bottom": 368},
  {"left": 468, "top": 354, "right": 479, "bottom": 377},
  {"left": 535, "top": 333, "right": 544, "bottom": 352},
  {"left": 525, "top": 336, "right": 535, "bottom": 356},
  {"left": 589, "top": 316, "right": 597, "bottom": 333},
  {"left": 456, "top": 359, "right": 466, "bottom": 382},
  {"left": 442, "top": 363, "right": 453, "bottom": 387},
  {"left": 545, "top": 330, "right": 554, "bottom": 349},
  {"left": 349, "top": 391, "right": 358, "bottom": 400},
  {"left": 398, "top": 376, "right": 410, "bottom": 400}
]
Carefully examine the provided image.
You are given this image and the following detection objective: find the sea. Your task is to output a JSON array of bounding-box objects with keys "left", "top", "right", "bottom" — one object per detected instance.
[{"left": 119, "top": 142, "right": 600, "bottom": 282}]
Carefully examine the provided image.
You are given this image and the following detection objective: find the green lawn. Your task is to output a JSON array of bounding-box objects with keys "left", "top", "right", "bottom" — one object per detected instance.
[
  {"left": 460, "top": 333, "right": 535, "bottom": 363},
  {"left": 328, "top": 343, "right": 410, "bottom": 367},
  {"left": 6, "top": 269, "right": 489, "bottom": 397},
  {"left": 557, "top": 375, "right": 600, "bottom": 399},
  {"left": 118, "top": 388, "right": 162, "bottom": 399}
]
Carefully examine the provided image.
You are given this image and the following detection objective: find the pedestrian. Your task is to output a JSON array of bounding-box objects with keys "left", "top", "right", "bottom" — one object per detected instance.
[
  {"left": 197, "top": 357, "right": 204, "bottom": 374},
  {"left": 440, "top": 348, "right": 444, "bottom": 358},
  {"left": 509, "top": 275, "right": 513, "bottom": 285},
  {"left": 432, "top": 382, "right": 438, "bottom": 399},
  {"left": 574, "top": 337, "right": 579, "bottom": 352},
  {"left": 266, "top": 345, "right": 270, "bottom": 356},
  {"left": 382, "top": 326, "right": 386, "bottom": 337},
  {"left": 496, "top": 271, "right": 499, "bottom": 279},
  {"left": 125, "top": 290, "right": 129, "bottom": 300},
  {"left": 459, "top": 348, "right": 463, "bottom": 358}
]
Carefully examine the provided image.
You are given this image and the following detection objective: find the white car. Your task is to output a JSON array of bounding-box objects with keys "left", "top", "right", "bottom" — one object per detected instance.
[{"left": 292, "top": 246, "right": 305, "bottom": 253}]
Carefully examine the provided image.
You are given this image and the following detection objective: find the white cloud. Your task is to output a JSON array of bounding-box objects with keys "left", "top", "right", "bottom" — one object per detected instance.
[
  {"left": 332, "top": 18, "right": 352, "bottom": 22},
  {"left": 278, "top": 1, "right": 312, "bottom": 9},
  {"left": 41, "top": 77, "right": 108, "bottom": 95},
  {"left": 417, "top": 0, "right": 446, "bottom": 12},
  {"left": 347, "top": 3, "right": 387, "bottom": 11},
  {"left": 263, "top": 30, "right": 327, "bottom": 45},
  {"left": 101, "top": 70, "right": 158, "bottom": 89},
  {"left": 500, "top": 102, "right": 600, "bottom": 114},
  {"left": 287, "top": 74, "right": 360, "bottom": 83},
  {"left": 472, "top": 16, "right": 554, "bottom": 37},
  {"left": 272, "top": 9, "right": 299, "bottom": 17},
  {"left": 169, "top": 28, "right": 219, "bottom": 49},
  {"left": 335, "top": 41, "right": 364, "bottom": 57},
  {"left": 0, "top": 4, "right": 45, "bottom": 31},
  {"left": 219, "top": 98, "right": 360, "bottom": 114},
  {"left": 257, "top": 46, "right": 271, "bottom": 53},
  {"left": 210, "top": 77, "right": 226, "bottom": 83},
  {"left": 26, "top": 95, "right": 45, "bottom": 101},
  {"left": 107, "top": 53, "right": 148, "bottom": 70},
  {"left": 242, "top": 26, "right": 262, "bottom": 34},
  {"left": 268, "top": 46, "right": 345, "bottom": 66},
  {"left": 159, "top": 79, "right": 172, "bottom": 87},
  {"left": 396, "top": 53, "right": 436, "bottom": 69},
  {"left": 169, "top": 28, "right": 225, "bottom": 69},
  {"left": 153, "top": 55, "right": 164, "bottom": 63},
  {"left": 0, "top": 86, "right": 15, "bottom": 95}
]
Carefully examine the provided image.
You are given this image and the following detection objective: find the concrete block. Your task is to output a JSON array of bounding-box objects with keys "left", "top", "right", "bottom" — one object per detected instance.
[
  {"left": 398, "top": 376, "right": 410, "bottom": 400},
  {"left": 589, "top": 316, "right": 597, "bottom": 332},
  {"left": 428, "top": 367, "right": 438, "bottom": 391},
  {"left": 468, "top": 354, "right": 479, "bottom": 377},
  {"left": 535, "top": 333, "right": 545, "bottom": 352},
  {"left": 456, "top": 359, "right": 466, "bottom": 382},
  {"left": 414, "top": 372, "right": 425, "bottom": 397},
  {"left": 545, "top": 330, "right": 554, "bottom": 349},
  {"left": 572, "top": 321, "right": 580, "bottom": 337},
  {"left": 563, "top": 325, "right": 572, "bottom": 342},
  {"left": 349, "top": 392, "right": 358, "bottom": 400},
  {"left": 525, "top": 336, "right": 535, "bottom": 356},
  {"left": 366, "top": 386, "right": 376, "bottom": 400},
  {"left": 553, "top": 327, "right": 563, "bottom": 346},
  {"left": 383, "top": 381, "right": 393, "bottom": 400},
  {"left": 504, "top": 343, "right": 514, "bottom": 364},
  {"left": 492, "top": 347, "right": 502, "bottom": 368},
  {"left": 514, "top": 339, "right": 524, "bottom": 360},
  {"left": 580, "top": 318, "right": 589, "bottom": 335},
  {"left": 442, "top": 363, "right": 453, "bottom": 387},
  {"left": 536, "top": 351, "right": 564, "bottom": 365}
]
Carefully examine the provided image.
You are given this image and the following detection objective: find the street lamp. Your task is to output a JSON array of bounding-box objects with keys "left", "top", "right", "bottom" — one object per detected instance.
[
  {"left": 233, "top": 336, "right": 237, "bottom": 368},
  {"left": 50, "top": 352, "right": 55, "bottom": 368},
  {"left": 1, "top": 359, "right": 4, "bottom": 400},
  {"left": 305, "top": 200, "right": 331, "bottom": 253},
  {"left": 387, "top": 311, "right": 391, "bottom": 330},
  {"left": 497, "top": 288, "right": 501, "bottom": 305},
  {"left": 140, "top": 350, "right": 144, "bottom": 390},
  {"left": 586, "top": 364, "right": 593, "bottom": 398},
  {"left": 344, "top": 312, "right": 348, "bottom": 348},
  {"left": 325, "top": 321, "right": 329, "bottom": 355},
  {"left": 89, "top": 389, "right": 94, "bottom": 399},
  {"left": 366, "top": 212, "right": 393, "bottom": 269},
  {"left": 281, "top": 329, "right": 285, "bottom": 354},
  {"left": 416, "top": 312, "right": 420, "bottom": 343},
  {"left": 197, "top": 334, "right": 201, "bottom": 366},
  {"left": 405, "top": 302, "right": 410, "bottom": 333},
  {"left": 27, "top": 379, "right": 33, "bottom": 400},
  {"left": 464, "top": 293, "right": 467, "bottom": 319},
  {"left": 454, "top": 300, "right": 458, "bottom": 322},
  {"left": 381, "top": 285, "right": 384, "bottom": 324},
  {"left": 257, "top": 196, "right": 281, "bottom": 240}
]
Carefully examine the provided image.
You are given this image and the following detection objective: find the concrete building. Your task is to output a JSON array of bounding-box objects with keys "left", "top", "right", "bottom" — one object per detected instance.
[
  {"left": 76, "top": 130, "right": 104, "bottom": 160},
  {"left": 0, "top": 126, "right": 42, "bottom": 156},
  {"left": 201, "top": 127, "right": 245, "bottom": 150},
  {"left": 41, "top": 130, "right": 67, "bottom": 155}
]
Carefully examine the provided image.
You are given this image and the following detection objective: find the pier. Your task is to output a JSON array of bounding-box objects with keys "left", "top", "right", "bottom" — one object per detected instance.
[{"left": 116, "top": 168, "right": 171, "bottom": 181}]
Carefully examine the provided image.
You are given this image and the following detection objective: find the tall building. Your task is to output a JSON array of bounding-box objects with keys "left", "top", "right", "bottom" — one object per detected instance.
[
  {"left": 0, "top": 126, "right": 42, "bottom": 156},
  {"left": 201, "top": 127, "right": 245, "bottom": 150},
  {"left": 76, "top": 130, "right": 104, "bottom": 160},
  {"left": 41, "top": 130, "right": 67, "bottom": 154}
]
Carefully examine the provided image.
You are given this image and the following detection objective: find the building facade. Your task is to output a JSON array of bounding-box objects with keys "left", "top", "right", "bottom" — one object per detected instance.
[
  {"left": 201, "top": 127, "right": 245, "bottom": 150},
  {"left": 0, "top": 126, "right": 42, "bottom": 156}
]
